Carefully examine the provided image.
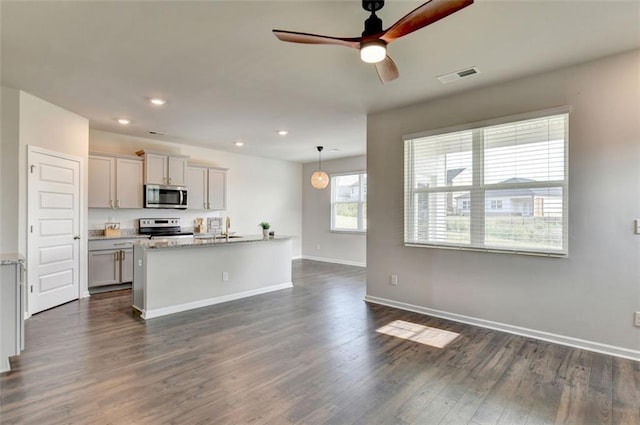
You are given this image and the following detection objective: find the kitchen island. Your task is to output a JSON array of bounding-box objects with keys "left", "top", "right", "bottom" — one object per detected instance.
[{"left": 132, "top": 235, "right": 292, "bottom": 319}]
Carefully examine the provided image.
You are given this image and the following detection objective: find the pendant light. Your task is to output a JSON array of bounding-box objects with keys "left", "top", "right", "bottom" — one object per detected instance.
[{"left": 311, "top": 146, "right": 329, "bottom": 189}]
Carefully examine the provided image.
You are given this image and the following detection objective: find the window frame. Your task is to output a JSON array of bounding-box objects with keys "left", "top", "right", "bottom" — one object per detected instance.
[
  {"left": 330, "top": 171, "right": 367, "bottom": 234},
  {"left": 403, "top": 106, "right": 570, "bottom": 257}
]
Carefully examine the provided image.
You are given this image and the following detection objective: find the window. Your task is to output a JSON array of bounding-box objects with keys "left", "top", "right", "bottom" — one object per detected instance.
[
  {"left": 404, "top": 109, "right": 568, "bottom": 256},
  {"left": 331, "top": 172, "right": 367, "bottom": 232}
]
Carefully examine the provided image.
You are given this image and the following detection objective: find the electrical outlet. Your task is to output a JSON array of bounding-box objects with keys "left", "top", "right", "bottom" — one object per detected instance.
[
  {"left": 390, "top": 274, "right": 398, "bottom": 286},
  {"left": 222, "top": 271, "right": 229, "bottom": 282},
  {"left": 137, "top": 259, "right": 142, "bottom": 267},
  {"left": 634, "top": 312, "right": 640, "bottom": 327}
]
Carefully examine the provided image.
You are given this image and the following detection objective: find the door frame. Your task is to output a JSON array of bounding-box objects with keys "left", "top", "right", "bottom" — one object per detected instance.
[{"left": 26, "top": 145, "right": 86, "bottom": 316}]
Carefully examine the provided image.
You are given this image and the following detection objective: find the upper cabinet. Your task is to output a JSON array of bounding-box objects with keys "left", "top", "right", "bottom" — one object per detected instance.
[
  {"left": 187, "top": 165, "right": 227, "bottom": 210},
  {"left": 89, "top": 154, "right": 144, "bottom": 209},
  {"left": 136, "top": 151, "right": 188, "bottom": 186},
  {"left": 207, "top": 168, "right": 227, "bottom": 210}
]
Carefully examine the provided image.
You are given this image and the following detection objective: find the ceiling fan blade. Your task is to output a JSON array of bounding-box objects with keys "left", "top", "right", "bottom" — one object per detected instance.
[
  {"left": 273, "top": 30, "right": 360, "bottom": 49},
  {"left": 380, "top": 0, "right": 474, "bottom": 43},
  {"left": 375, "top": 56, "right": 399, "bottom": 84}
]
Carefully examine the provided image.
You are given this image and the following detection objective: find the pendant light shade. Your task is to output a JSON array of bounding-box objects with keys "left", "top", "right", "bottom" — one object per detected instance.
[{"left": 311, "top": 146, "right": 329, "bottom": 189}]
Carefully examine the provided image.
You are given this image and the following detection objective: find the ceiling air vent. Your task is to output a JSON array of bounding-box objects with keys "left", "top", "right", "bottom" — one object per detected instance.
[{"left": 436, "top": 66, "right": 480, "bottom": 84}]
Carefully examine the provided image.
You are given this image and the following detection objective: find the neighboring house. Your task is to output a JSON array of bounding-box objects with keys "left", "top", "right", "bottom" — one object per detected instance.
[
  {"left": 455, "top": 178, "right": 562, "bottom": 217},
  {"left": 336, "top": 180, "right": 365, "bottom": 201}
]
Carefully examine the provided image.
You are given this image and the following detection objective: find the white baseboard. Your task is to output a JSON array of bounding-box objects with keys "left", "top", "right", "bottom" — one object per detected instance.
[
  {"left": 141, "top": 282, "right": 294, "bottom": 320},
  {"left": 364, "top": 295, "right": 640, "bottom": 362},
  {"left": 301, "top": 255, "right": 366, "bottom": 268}
]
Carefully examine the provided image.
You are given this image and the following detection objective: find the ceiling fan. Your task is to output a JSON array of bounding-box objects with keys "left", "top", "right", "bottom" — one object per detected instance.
[{"left": 273, "top": 0, "right": 473, "bottom": 84}]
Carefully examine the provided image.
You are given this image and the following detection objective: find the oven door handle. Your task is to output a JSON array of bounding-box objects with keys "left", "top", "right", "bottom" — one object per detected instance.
[{"left": 179, "top": 190, "right": 184, "bottom": 206}]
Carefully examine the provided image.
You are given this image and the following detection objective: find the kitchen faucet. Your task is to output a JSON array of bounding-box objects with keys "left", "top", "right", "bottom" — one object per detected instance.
[{"left": 225, "top": 217, "right": 230, "bottom": 242}]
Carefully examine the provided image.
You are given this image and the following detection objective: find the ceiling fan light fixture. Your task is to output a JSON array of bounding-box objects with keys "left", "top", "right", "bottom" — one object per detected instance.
[{"left": 360, "top": 40, "right": 386, "bottom": 63}]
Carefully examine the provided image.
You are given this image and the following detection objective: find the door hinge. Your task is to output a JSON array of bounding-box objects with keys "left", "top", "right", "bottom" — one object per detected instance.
[
  {"left": 30, "top": 285, "right": 33, "bottom": 293},
  {"left": 30, "top": 225, "right": 33, "bottom": 233},
  {"left": 30, "top": 164, "right": 36, "bottom": 174}
]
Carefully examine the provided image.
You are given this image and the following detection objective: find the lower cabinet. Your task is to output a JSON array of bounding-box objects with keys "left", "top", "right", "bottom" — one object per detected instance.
[
  {"left": 89, "top": 240, "right": 138, "bottom": 288},
  {"left": 1, "top": 261, "right": 24, "bottom": 373}
]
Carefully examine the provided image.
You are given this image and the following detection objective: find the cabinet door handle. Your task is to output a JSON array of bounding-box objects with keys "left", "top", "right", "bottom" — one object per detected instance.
[
  {"left": 109, "top": 200, "right": 114, "bottom": 208},
  {"left": 168, "top": 177, "right": 172, "bottom": 184},
  {"left": 73, "top": 235, "right": 81, "bottom": 240},
  {"left": 116, "top": 199, "right": 121, "bottom": 208},
  {"left": 114, "top": 252, "right": 119, "bottom": 261},
  {"left": 207, "top": 202, "right": 211, "bottom": 210},
  {"left": 121, "top": 250, "right": 125, "bottom": 261}
]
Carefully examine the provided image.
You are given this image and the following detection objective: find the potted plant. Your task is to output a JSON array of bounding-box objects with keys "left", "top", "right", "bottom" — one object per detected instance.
[{"left": 259, "top": 222, "right": 271, "bottom": 238}]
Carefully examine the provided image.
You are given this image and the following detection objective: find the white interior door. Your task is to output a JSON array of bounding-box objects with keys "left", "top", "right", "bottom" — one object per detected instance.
[{"left": 28, "top": 148, "right": 81, "bottom": 314}]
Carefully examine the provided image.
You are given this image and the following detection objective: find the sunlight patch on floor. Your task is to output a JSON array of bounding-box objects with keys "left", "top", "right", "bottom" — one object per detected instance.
[{"left": 376, "top": 320, "right": 460, "bottom": 348}]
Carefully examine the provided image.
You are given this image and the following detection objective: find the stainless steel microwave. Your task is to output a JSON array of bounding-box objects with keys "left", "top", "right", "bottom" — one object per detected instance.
[{"left": 144, "top": 184, "right": 188, "bottom": 209}]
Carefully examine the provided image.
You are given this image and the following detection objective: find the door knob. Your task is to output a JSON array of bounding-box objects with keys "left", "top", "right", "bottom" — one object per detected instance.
[{"left": 73, "top": 236, "right": 81, "bottom": 240}]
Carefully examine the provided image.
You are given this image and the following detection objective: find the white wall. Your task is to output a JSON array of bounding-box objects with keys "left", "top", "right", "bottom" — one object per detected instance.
[
  {"left": 18, "top": 92, "right": 89, "bottom": 257},
  {"left": 366, "top": 50, "right": 640, "bottom": 359},
  {"left": 302, "top": 155, "right": 366, "bottom": 266},
  {"left": 89, "top": 130, "right": 302, "bottom": 256},
  {"left": 0, "top": 87, "right": 20, "bottom": 253}
]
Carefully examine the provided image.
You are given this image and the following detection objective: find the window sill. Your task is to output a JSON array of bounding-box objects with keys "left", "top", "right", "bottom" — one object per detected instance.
[
  {"left": 404, "top": 242, "right": 567, "bottom": 258},
  {"left": 330, "top": 230, "right": 367, "bottom": 235}
]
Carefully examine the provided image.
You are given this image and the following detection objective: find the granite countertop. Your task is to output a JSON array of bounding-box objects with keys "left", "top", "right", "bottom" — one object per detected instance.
[
  {"left": 1, "top": 253, "right": 26, "bottom": 265},
  {"left": 136, "top": 235, "right": 291, "bottom": 250}
]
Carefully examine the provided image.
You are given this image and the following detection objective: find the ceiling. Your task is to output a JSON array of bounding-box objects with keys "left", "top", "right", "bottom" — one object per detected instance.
[{"left": 2, "top": 1, "right": 639, "bottom": 163}]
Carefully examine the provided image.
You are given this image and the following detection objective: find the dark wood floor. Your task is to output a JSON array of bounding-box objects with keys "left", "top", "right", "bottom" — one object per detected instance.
[{"left": 1, "top": 260, "right": 638, "bottom": 425}]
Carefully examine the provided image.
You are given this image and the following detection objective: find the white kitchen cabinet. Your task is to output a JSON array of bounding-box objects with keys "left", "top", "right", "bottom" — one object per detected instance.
[
  {"left": 88, "top": 250, "right": 119, "bottom": 286},
  {"left": 187, "top": 166, "right": 207, "bottom": 210},
  {"left": 88, "top": 154, "right": 143, "bottom": 209},
  {"left": 88, "top": 239, "right": 139, "bottom": 288},
  {"left": 186, "top": 165, "right": 227, "bottom": 210},
  {"left": 208, "top": 169, "right": 227, "bottom": 210},
  {"left": 137, "top": 151, "right": 188, "bottom": 186},
  {"left": 1, "top": 259, "right": 24, "bottom": 373}
]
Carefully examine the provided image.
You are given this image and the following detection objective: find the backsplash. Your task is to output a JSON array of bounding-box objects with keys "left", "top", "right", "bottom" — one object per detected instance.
[
  {"left": 88, "top": 208, "right": 223, "bottom": 232},
  {"left": 88, "top": 228, "right": 139, "bottom": 237}
]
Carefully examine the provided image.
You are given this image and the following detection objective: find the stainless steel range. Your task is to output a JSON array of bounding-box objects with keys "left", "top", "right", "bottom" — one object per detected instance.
[{"left": 138, "top": 218, "right": 193, "bottom": 240}]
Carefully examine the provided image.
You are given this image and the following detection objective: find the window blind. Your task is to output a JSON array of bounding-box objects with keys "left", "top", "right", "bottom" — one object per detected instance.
[{"left": 404, "top": 112, "right": 568, "bottom": 256}]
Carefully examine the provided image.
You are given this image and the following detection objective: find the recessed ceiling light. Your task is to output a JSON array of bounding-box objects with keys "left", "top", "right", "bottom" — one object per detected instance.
[
  {"left": 149, "top": 98, "right": 166, "bottom": 106},
  {"left": 234, "top": 141, "right": 245, "bottom": 147},
  {"left": 277, "top": 130, "right": 288, "bottom": 136},
  {"left": 117, "top": 118, "right": 130, "bottom": 125}
]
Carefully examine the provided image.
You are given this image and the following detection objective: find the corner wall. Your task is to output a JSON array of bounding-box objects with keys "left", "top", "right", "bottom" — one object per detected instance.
[
  {"left": 366, "top": 51, "right": 640, "bottom": 358},
  {"left": 302, "top": 155, "right": 366, "bottom": 266}
]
